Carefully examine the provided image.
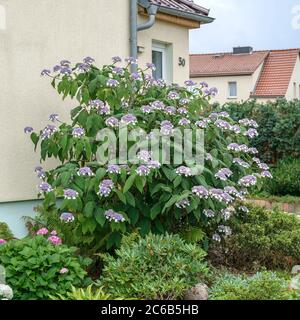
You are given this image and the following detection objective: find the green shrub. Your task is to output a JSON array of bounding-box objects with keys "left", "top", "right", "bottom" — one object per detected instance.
[
  {"left": 97, "top": 233, "right": 209, "bottom": 300},
  {"left": 0, "top": 236, "right": 91, "bottom": 300},
  {"left": 25, "top": 57, "right": 269, "bottom": 253},
  {"left": 51, "top": 285, "right": 115, "bottom": 300},
  {"left": 264, "top": 158, "right": 300, "bottom": 196},
  {"left": 0, "top": 222, "right": 13, "bottom": 240},
  {"left": 223, "top": 99, "right": 300, "bottom": 163},
  {"left": 209, "top": 271, "right": 298, "bottom": 300},
  {"left": 210, "top": 206, "right": 300, "bottom": 270}
]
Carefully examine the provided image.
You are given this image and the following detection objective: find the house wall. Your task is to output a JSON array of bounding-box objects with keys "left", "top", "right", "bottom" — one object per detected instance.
[
  {"left": 138, "top": 15, "right": 190, "bottom": 84},
  {"left": 286, "top": 54, "right": 300, "bottom": 100}
]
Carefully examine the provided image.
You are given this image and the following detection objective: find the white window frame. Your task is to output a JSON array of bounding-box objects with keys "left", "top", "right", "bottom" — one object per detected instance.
[
  {"left": 228, "top": 81, "right": 237, "bottom": 98},
  {"left": 152, "top": 43, "right": 167, "bottom": 81}
]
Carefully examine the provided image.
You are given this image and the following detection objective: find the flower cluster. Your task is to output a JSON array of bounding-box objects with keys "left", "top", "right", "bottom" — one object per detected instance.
[
  {"left": 104, "top": 210, "right": 125, "bottom": 223},
  {"left": 98, "top": 180, "right": 114, "bottom": 197}
]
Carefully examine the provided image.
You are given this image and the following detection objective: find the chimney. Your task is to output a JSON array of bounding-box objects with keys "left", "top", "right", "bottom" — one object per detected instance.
[{"left": 233, "top": 46, "right": 253, "bottom": 54}]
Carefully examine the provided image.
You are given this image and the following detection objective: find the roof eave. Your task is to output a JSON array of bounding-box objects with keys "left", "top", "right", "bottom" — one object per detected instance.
[
  {"left": 190, "top": 72, "right": 253, "bottom": 78},
  {"left": 250, "top": 94, "right": 285, "bottom": 99}
]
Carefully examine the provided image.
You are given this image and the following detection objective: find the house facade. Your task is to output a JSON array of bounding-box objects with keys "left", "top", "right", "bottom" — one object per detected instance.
[
  {"left": 190, "top": 47, "right": 300, "bottom": 105},
  {"left": 0, "top": 0, "right": 213, "bottom": 237}
]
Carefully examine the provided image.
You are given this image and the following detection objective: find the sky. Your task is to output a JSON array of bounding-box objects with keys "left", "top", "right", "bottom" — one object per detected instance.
[{"left": 190, "top": 0, "right": 300, "bottom": 53}]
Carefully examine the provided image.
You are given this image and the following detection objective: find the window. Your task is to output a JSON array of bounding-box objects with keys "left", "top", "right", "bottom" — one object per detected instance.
[
  {"left": 228, "top": 82, "right": 237, "bottom": 98},
  {"left": 152, "top": 41, "right": 172, "bottom": 83}
]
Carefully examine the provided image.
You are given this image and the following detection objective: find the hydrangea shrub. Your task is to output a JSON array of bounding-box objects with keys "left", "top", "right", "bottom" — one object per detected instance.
[{"left": 25, "top": 56, "right": 271, "bottom": 251}]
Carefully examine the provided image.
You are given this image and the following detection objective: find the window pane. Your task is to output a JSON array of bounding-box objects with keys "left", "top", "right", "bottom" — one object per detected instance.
[
  {"left": 152, "top": 50, "right": 163, "bottom": 80},
  {"left": 229, "top": 82, "right": 237, "bottom": 97}
]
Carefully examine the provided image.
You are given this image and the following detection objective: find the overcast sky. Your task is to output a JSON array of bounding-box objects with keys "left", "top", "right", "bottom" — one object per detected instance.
[{"left": 190, "top": 0, "right": 300, "bottom": 53}]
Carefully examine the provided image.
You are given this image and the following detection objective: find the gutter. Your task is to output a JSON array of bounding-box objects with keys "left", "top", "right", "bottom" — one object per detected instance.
[{"left": 130, "top": 0, "right": 159, "bottom": 72}]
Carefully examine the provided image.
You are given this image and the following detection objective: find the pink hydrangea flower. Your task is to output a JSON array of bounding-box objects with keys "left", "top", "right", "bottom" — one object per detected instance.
[
  {"left": 0, "top": 239, "right": 7, "bottom": 245},
  {"left": 47, "top": 236, "right": 62, "bottom": 246},
  {"left": 36, "top": 228, "right": 49, "bottom": 235},
  {"left": 50, "top": 230, "right": 57, "bottom": 236},
  {"left": 60, "top": 268, "right": 69, "bottom": 274}
]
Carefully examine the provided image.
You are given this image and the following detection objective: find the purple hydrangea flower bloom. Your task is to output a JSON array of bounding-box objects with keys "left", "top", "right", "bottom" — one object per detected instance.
[
  {"left": 209, "top": 87, "right": 218, "bottom": 96},
  {"left": 60, "top": 60, "right": 71, "bottom": 66},
  {"left": 239, "top": 118, "right": 251, "bottom": 126},
  {"left": 179, "top": 98, "right": 190, "bottom": 105},
  {"left": 137, "top": 150, "right": 152, "bottom": 163},
  {"left": 78, "top": 167, "right": 94, "bottom": 176},
  {"left": 147, "top": 160, "right": 161, "bottom": 169},
  {"left": 49, "top": 114, "right": 59, "bottom": 122},
  {"left": 24, "top": 127, "right": 33, "bottom": 134},
  {"left": 221, "top": 207, "right": 235, "bottom": 221},
  {"left": 60, "top": 67, "right": 72, "bottom": 75},
  {"left": 155, "top": 79, "right": 167, "bottom": 87},
  {"left": 204, "top": 209, "right": 215, "bottom": 218},
  {"left": 141, "top": 105, "right": 153, "bottom": 114},
  {"left": 89, "top": 99, "right": 104, "bottom": 109},
  {"left": 121, "top": 114, "right": 137, "bottom": 126},
  {"left": 215, "top": 168, "right": 233, "bottom": 181},
  {"left": 146, "top": 62, "right": 156, "bottom": 70},
  {"left": 107, "top": 79, "right": 119, "bottom": 87},
  {"left": 105, "top": 117, "right": 119, "bottom": 128},
  {"left": 231, "top": 125, "right": 241, "bottom": 134},
  {"left": 112, "top": 56, "right": 122, "bottom": 63},
  {"left": 178, "top": 118, "right": 191, "bottom": 126},
  {"left": 125, "top": 57, "right": 138, "bottom": 65},
  {"left": 200, "top": 81, "right": 209, "bottom": 88},
  {"left": 184, "top": 80, "right": 197, "bottom": 86},
  {"left": 192, "top": 186, "right": 209, "bottom": 199},
  {"left": 227, "top": 143, "right": 241, "bottom": 152},
  {"left": 167, "top": 91, "right": 180, "bottom": 100},
  {"left": 38, "top": 182, "right": 53, "bottom": 193},
  {"left": 35, "top": 166, "right": 43, "bottom": 173},
  {"left": 233, "top": 158, "right": 250, "bottom": 169},
  {"left": 239, "top": 144, "right": 249, "bottom": 153},
  {"left": 76, "top": 63, "right": 90, "bottom": 72},
  {"left": 215, "top": 119, "right": 231, "bottom": 131},
  {"left": 107, "top": 165, "right": 121, "bottom": 174},
  {"left": 210, "top": 189, "right": 234, "bottom": 204},
  {"left": 247, "top": 147, "right": 259, "bottom": 155},
  {"left": 98, "top": 180, "right": 114, "bottom": 197},
  {"left": 224, "top": 186, "right": 239, "bottom": 196},
  {"left": 218, "top": 225, "right": 232, "bottom": 236},
  {"left": 98, "top": 103, "right": 110, "bottom": 115},
  {"left": 83, "top": 56, "right": 95, "bottom": 65},
  {"left": 41, "top": 125, "right": 58, "bottom": 140},
  {"left": 259, "top": 163, "right": 269, "bottom": 171},
  {"left": 218, "top": 111, "right": 230, "bottom": 119},
  {"left": 177, "top": 107, "right": 188, "bottom": 115},
  {"left": 164, "top": 106, "right": 176, "bottom": 115},
  {"left": 60, "top": 212, "right": 75, "bottom": 223},
  {"left": 212, "top": 234, "right": 221, "bottom": 242},
  {"left": 160, "top": 120, "right": 174, "bottom": 136},
  {"left": 136, "top": 165, "right": 150, "bottom": 176},
  {"left": 176, "top": 199, "right": 190, "bottom": 209},
  {"left": 249, "top": 119, "right": 259, "bottom": 128},
  {"left": 253, "top": 157, "right": 261, "bottom": 165},
  {"left": 37, "top": 170, "right": 46, "bottom": 179},
  {"left": 261, "top": 171, "right": 273, "bottom": 178},
  {"left": 64, "top": 189, "right": 79, "bottom": 200},
  {"left": 53, "top": 65, "right": 62, "bottom": 72},
  {"left": 131, "top": 72, "right": 141, "bottom": 80},
  {"left": 196, "top": 121, "right": 208, "bottom": 129},
  {"left": 104, "top": 210, "right": 125, "bottom": 223},
  {"left": 244, "top": 128, "right": 259, "bottom": 138},
  {"left": 72, "top": 127, "right": 85, "bottom": 138},
  {"left": 151, "top": 100, "right": 165, "bottom": 110},
  {"left": 238, "top": 175, "right": 257, "bottom": 187},
  {"left": 205, "top": 153, "right": 213, "bottom": 162},
  {"left": 41, "top": 69, "right": 51, "bottom": 76},
  {"left": 112, "top": 67, "right": 124, "bottom": 75},
  {"left": 175, "top": 166, "right": 192, "bottom": 177}
]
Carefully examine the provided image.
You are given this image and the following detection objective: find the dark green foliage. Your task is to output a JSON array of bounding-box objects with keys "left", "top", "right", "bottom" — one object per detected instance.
[
  {"left": 210, "top": 206, "right": 300, "bottom": 270},
  {"left": 209, "top": 271, "right": 299, "bottom": 300},
  {"left": 0, "top": 222, "right": 14, "bottom": 240},
  {"left": 223, "top": 99, "right": 300, "bottom": 163},
  {"left": 97, "top": 233, "right": 209, "bottom": 300},
  {"left": 0, "top": 236, "right": 91, "bottom": 300},
  {"left": 264, "top": 158, "right": 300, "bottom": 196}
]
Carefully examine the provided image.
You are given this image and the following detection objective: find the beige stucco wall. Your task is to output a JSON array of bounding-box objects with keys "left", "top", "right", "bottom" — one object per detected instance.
[
  {"left": 0, "top": 0, "right": 195, "bottom": 202},
  {"left": 286, "top": 54, "right": 300, "bottom": 100},
  {"left": 138, "top": 15, "right": 190, "bottom": 85},
  {"left": 0, "top": 0, "right": 131, "bottom": 202}
]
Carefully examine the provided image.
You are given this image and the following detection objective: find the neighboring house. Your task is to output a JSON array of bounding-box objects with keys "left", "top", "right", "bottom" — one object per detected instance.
[
  {"left": 0, "top": 0, "right": 213, "bottom": 237},
  {"left": 190, "top": 47, "right": 300, "bottom": 104}
]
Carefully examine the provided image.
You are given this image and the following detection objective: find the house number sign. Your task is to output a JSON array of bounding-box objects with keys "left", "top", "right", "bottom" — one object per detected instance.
[{"left": 179, "top": 57, "right": 186, "bottom": 67}]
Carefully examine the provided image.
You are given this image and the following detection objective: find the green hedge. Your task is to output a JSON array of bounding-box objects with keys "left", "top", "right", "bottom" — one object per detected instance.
[{"left": 221, "top": 99, "right": 300, "bottom": 163}]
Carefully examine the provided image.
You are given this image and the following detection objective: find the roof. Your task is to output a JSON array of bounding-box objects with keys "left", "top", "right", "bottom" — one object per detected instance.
[
  {"left": 139, "top": 0, "right": 214, "bottom": 24},
  {"left": 251, "top": 49, "right": 300, "bottom": 97},
  {"left": 190, "top": 51, "right": 269, "bottom": 77}
]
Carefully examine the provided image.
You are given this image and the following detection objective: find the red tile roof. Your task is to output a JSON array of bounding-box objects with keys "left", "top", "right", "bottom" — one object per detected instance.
[
  {"left": 251, "top": 49, "right": 300, "bottom": 97},
  {"left": 148, "top": 0, "right": 210, "bottom": 16},
  {"left": 190, "top": 51, "right": 269, "bottom": 77}
]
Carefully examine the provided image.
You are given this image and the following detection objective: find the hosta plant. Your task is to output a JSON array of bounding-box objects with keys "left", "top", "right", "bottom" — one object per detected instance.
[{"left": 25, "top": 56, "right": 271, "bottom": 252}]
